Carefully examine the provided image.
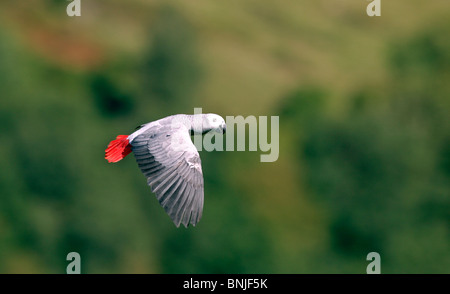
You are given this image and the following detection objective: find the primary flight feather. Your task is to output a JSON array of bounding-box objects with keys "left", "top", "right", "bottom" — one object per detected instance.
[{"left": 105, "top": 113, "right": 226, "bottom": 228}]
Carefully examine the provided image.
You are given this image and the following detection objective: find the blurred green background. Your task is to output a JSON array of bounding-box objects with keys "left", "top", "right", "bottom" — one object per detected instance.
[{"left": 0, "top": 0, "right": 449, "bottom": 273}]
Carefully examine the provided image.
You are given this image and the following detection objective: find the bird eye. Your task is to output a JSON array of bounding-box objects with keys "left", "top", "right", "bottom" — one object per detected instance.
[{"left": 213, "top": 118, "right": 217, "bottom": 122}]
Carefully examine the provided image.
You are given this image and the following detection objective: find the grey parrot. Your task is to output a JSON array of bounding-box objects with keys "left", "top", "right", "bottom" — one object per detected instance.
[{"left": 105, "top": 114, "right": 226, "bottom": 228}]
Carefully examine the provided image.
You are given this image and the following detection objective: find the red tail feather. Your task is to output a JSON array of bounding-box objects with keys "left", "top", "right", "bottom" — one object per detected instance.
[{"left": 105, "top": 135, "right": 132, "bottom": 163}]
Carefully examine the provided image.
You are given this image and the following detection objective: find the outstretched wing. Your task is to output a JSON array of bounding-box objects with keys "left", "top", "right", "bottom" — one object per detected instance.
[{"left": 130, "top": 124, "right": 204, "bottom": 227}]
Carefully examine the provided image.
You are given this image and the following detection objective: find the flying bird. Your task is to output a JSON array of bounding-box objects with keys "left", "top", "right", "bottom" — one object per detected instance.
[{"left": 105, "top": 114, "right": 226, "bottom": 228}]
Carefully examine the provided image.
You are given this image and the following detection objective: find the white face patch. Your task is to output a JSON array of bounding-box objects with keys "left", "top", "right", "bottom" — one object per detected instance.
[{"left": 207, "top": 114, "right": 224, "bottom": 129}]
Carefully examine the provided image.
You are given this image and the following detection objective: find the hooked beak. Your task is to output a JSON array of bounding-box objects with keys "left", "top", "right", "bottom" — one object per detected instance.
[{"left": 221, "top": 123, "right": 226, "bottom": 134}]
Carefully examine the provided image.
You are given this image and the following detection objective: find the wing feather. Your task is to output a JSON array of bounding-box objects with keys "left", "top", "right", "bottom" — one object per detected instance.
[
  {"left": 161, "top": 176, "right": 183, "bottom": 207},
  {"left": 175, "top": 184, "right": 193, "bottom": 227},
  {"left": 182, "top": 185, "right": 197, "bottom": 227},
  {"left": 130, "top": 123, "right": 204, "bottom": 227}
]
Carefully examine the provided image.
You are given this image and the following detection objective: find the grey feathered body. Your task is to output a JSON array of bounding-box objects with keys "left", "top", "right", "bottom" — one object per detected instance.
[{"left": 126, "top": 114, "right": 223, "bottom": 227}]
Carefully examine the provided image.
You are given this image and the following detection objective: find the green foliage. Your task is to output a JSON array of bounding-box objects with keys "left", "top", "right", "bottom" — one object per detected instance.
[
  {"left": 89, "top": 73, "right": 135, "bottom": 118},
  {"left": 0, "top": 3, "right": 449, "bottom": 274},
  {"left": 280, "top": 28, "right": 450, "bottom": 273},
  {"left": 140, "top": 6, "right": 202, "bottom": 113}
]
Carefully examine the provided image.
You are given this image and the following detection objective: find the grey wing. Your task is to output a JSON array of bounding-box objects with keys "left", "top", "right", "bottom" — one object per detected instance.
[{"left": 131, "top": 125, "right": 204, "bottom": 228}]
